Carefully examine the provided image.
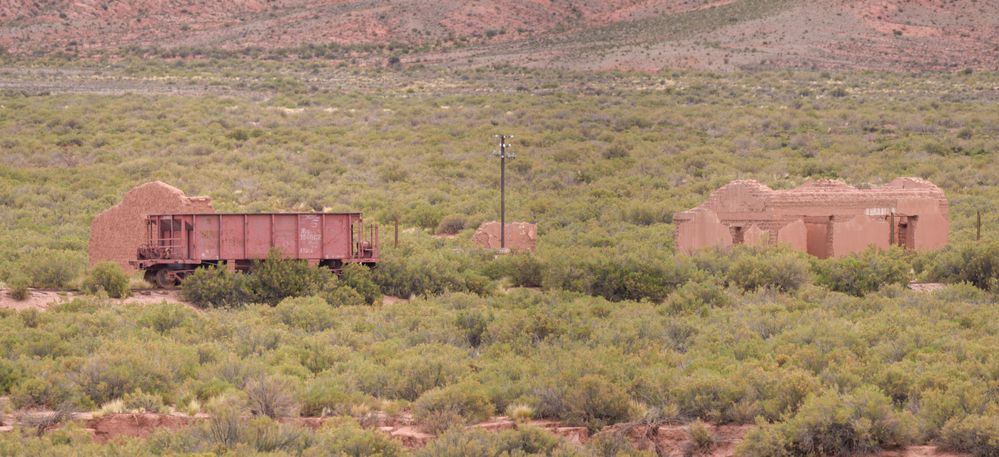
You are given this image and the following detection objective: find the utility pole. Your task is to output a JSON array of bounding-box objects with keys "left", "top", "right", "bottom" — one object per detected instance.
[
  {"left": 977, "top": 210, "right": 982, "bottom": 241},
  {"left": 492, "top": 134, "right": 515, "bottom": 252}
]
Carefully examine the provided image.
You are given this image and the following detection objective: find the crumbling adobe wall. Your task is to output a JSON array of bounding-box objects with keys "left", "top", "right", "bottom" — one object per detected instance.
[
  {"left": 776, "top": 220, "right": 807, "bottom": 252},
  {"left": 472, "top": 221, "right": 538, "bottom": 252},
  {"left": 830, "top": 215, "right": 891, "bottom": 257},
  {"left": 89, "top": 182, "right": 213, "bottom": 272},
  {"left": 675, "top": 177, "right": 949, "bottom": 257},
  {"left": 674, "top": 208, "right": 731, "bottom": 254}
]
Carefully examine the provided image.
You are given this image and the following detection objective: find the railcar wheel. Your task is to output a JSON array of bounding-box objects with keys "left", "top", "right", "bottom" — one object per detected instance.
[{"left": 155, "top": 269, "right": 176, "bottom": 289}]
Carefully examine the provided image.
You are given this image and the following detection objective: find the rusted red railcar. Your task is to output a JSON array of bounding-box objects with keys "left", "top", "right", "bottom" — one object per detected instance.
[{"left": 131, "top": 212, "right": 378, "bottom": 288}]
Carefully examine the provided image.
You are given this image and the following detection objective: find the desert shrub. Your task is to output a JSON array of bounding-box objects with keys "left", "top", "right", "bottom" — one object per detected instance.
[
  {"left": 496, "top": 426, "right": 562, "bottom": 455},
  {"left": 688, "top": 419, "right": 715, "bottom": 454},
  {"left": 244, "top": 374, "right": 300, "bottom": 418},
  {"left": 545, "top": 255, "right": 693, "bottom": 302},
  {"left": 202, "top": 395, "right": 248, "bottom": 450},
  {"left": 10, "top": 376, "right": 79, "bottom": 410},
  {"left": 407, "top": 204, "right": 445, "bottom": 231},
  {"left": 728, "top": 249, "right": 810, "bottom": 292},
  {"left": 482, "top": 253, "right": 544, "bottom": 288},
  {"left": 672, "top": 371, "right": 744, "bottom": 423},
  {"left": 415, "top": 427, "right": 501, "bottom": 457},
  {"left": 373, "top": 247, "right": 493, "bottom": 298},
  {"left": 81, "top": 262, "right": 130, "bottom": 298},
  {"left": 506, "top": 403, "right": 535, "bottom": 422},
  {"left": 313, "top": 416, "right": 406, "bottom": 457},
  {"left": 664, "top": 280, "right": 730, "bottom": 315},
  {"left": 122, "top": 389, "right": 165, "bottom": 413},
  {"left": 182, "top": 265, "right": 251, "bottom": 308},
  {"left": 7, "top": 273, "right": 30, "bottom": 301},
  {"left": 0, "top": 359, "right": 22, "bottom": 394},
  {"left": 273, "top": 296, "right": 336, "bottom": 332},
  {"left": 416, "top": 426, "right": 567, "bottom": 457},
  {"left": 384, "top": 344, "right": 469, "bottom": 400},
  {"left": 19, "top": 248, "right": 85, "bottom": 288},
  {"left": 436, "top": 214, "right": 466, "bottom": 235},
  {"left": 339, "top": 263, "right": 381, "bottom": 304},
  {"left": 738, "top": 387, "right": 916, "bottom": 457},
  {"left": 244, "top": 415, "right": 311, "bottom": 453},
  {"left": 456, "top": 308, "right": 492, "bottom": 347},
  {"left": 322, "top": 284, "right": 366, "bottom": 307},
  {"left": 563, "top": 375, "right": 633, "bottom": 432},
  {"left": 414, "top": 382, "right": 495, "bottom": 433},
  {"left": 586, "top": 432, "right": 656, "bottom": 457},
  {"left": 137, "top": 302, "right": 195, "bottom": 334},
  {"left": 813, "top": 247, "right": 910, "bottom": 296},
  {"left": 248, "top": 250, "right": 332, "bottom": 305},
  {"left": 924, "top": 241, "right": 999, "bottom": 291},
  {"left": 75, "top": 340, "right": 197, "bottom": 406},
  {"left": 301, "top": 377, "right": 365, "bottom": 417},
  {"left": 940, "top": 414, "right": 999, "bottom": 457}
]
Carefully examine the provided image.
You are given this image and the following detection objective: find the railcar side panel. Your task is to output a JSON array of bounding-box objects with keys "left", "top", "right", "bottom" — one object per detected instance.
[
  {"left": 323, "top": 214, "right": 352, "bottom": 259},
  {"left": 246, "top": 215, "right": 271, "bottom": 258},
  {"left": 299, "top": 214, "right": 322, "bottom": 259}
]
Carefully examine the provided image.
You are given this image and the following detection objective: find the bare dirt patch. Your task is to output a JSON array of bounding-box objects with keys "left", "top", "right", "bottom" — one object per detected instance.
[
  {"left": 0, "top": 410, "right": 971, "bottom": 455},
  {"left": 0, "top": 288, "right": 189, "bottom": 311}
]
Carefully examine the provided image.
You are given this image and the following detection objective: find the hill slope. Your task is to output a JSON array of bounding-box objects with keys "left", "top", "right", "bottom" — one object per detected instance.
[{"left": 0, "top": 0, "right": 996, "bottom": 71}]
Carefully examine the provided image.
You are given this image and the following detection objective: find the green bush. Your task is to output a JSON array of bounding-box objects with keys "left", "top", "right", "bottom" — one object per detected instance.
[
  {"left": 373, "top": 246, "right": 493, "bottom": 298},
  {"left": 728, "top": 249, "right": 810, "bottom": 292},
  {"left": 414, "top": 382, "right": 495, "bottom": 433},
  {"left": 19, "top": 248, "right": 86, "bottom": 288},
  {"left": 81, "top": 262, "right": 130, "bottom": 298},
  {"left": 688, "top": 419, "right": 715, "bottom": 454},
  {"left": 301, "top": 377, "right": 364, "bottom": 417},
  {"left": 313, "top": 417, "right": 406, "bottom": 457},
  {"left": 456, "top": 307, "right": 492, "bottom": 347},
  {"left": 243, "top": 374, "right": 301, "bottom": 418},
  {"left": 436, "top": 214, "right": 466, "bottom": 235},
  {"left": 322, "top": 284, "right": 366, "bottom": 307},
  {"left": 482, "top": 253, "right": 544, "bottom": 288},
  {"left": 544, "top": 255, "right": 694, "bottom": 302},
  {"left": 248, "top": 250, "right": 332, "bottom": 305},
  {"left": 339, "top": 263, "right": 381, "bottom": 304},
  {"left": 0, "top": 359, "right": 22, "bottom": 394},
  {"left": 940, "top": 414, "right": 999, "bottom": 457},
  {"left": 10, "top": 376, "right": 79, "bottom": 409},
  {"left": 273, "top": 296, "right": 336, "bottom": 332},
  {"left": 122, "top": 389, "right": 165, "bottom": 413},
  {"left": 664, "top": 280, "right": 730, "bottom": 314},
  {"left": 924, "top": 241, "right": 999, "bottom": 291},
  {"left": 738, "top": 387, "right": 916, "bottom": 457},
  {"left": 416, "top": 426, "right": 569, "bottom": 457},
  {"left": 7, "top": 273, "right": 30, "bottom": 301},
  {"left": 181, "top": 265, "right": 251, "bottom": 308},
  {"left": 814, "top": 247, "right": 911, "bottom": 296},
  {"left": 564, "top": 375, "right": 633, "bottom": 432}
]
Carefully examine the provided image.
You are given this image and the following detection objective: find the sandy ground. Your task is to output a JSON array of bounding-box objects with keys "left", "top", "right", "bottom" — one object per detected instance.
[{"left": 0, "top": 288, "right": 187, "bottom": 311}]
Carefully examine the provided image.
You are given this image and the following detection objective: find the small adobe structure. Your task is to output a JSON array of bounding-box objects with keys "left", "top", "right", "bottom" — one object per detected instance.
[
  {"left": 674, "top": 177, "right": 948, "bottom": 258},
  {"left": 89, "top": 182, "right": 213, "bottom": 272},
  {"left": 472, "top": 221, "right": 538, "bottom": 253}
]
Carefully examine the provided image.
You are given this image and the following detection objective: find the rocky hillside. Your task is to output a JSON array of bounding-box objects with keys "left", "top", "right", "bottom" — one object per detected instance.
[{"left": 1, "top": 0, "right": 996, "bottom": 71}]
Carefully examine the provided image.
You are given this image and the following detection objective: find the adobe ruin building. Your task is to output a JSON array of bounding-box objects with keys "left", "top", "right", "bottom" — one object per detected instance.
[
  {"left": 674, "top": 177, "right": 948, "bottom": 258},
  {"left": 90, "top": 182, "right": 213, "bottom": 272},
  {"left": 472, "top": 221, "right": 538, "bottom": 253}
]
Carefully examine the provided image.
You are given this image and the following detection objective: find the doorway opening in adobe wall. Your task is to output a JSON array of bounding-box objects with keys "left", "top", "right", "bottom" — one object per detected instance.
[{"left": 804, "top": 217, "right": 832, "bottom": 259}]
